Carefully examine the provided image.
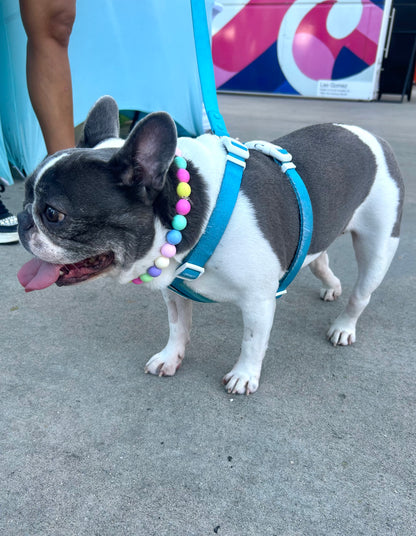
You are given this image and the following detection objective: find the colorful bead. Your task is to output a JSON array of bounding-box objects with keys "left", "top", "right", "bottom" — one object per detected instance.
[
  {"left": 177, "top": 168, "right": 190, "bottom": 183},
  {"left": 174, "top": 156, "right": 187, "bottom": 169},
  {"left": 172, "top": 214, "right": 187, "bottom": 231},
  {"left": 155, "top": 256, "right": 170, "bottom": 270},
  {"left": 148, "top": 266, "right": 162, "bottom": 278},
  {"left": 131, "top": 147, "right": 191, "bottom": 285},
  {"left": 177, "top": 182, "right": 191, "bottom": 198},
  {"left": 176, "top": 199, "right": 191, "bottom": 216},
  {"left": 167, "top": 229, "right": 182, "bottom": 245},
  {"left": 160, "top": 243, "right": 176, "bottom": 258},
  {"left": 155, "top": 256, "right": 170, "bottom": 269}
]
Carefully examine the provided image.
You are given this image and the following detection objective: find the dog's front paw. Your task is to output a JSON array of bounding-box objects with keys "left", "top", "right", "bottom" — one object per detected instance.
[
  {"left": 223, "top": 367, "right": 260, "bottom": 395},
  {"left": 327, "top": 317, "right": 356, "bottom": 346},
  {"left": 145, "top": 351, "right": 183, "bottom": 377}
]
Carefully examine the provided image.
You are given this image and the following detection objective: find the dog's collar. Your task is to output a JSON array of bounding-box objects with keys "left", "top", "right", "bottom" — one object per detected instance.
[{"left": 130, "top": 149, "right": 191, "bottom": 285}]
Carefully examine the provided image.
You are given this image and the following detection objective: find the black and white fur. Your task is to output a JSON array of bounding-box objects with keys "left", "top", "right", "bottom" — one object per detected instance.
[{"left": 18, "top": 97, "right": 404, "bottom": 394}]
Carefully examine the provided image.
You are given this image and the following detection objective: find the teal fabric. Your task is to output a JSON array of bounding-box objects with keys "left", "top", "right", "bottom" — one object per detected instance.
[
  {"left": 0, "top": 1, "right": 47, "bottom": 184},
  {"left": 0, "top": 116, "right": 12, "bottom": 183},
  {"left": 0, "top": 0, "right": 214, "bottom": 184}
]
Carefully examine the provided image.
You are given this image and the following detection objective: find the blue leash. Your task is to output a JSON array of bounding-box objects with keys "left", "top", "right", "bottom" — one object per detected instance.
[{"left": 190, "top": 0, "right": 229, "bottom": 137}]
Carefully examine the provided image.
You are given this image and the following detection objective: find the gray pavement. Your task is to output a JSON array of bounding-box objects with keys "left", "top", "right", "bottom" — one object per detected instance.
[{"left": 1, "top": 93, "right": 415, "bottom": 536}]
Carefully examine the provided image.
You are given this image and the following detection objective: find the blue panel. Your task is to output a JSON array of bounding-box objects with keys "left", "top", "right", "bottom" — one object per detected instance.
[
  {"left": 274, "top": 80, "right": 300, "bottom": 96},
  {"left": 332, "top": 47, "right": 370, "bottom": 80},
  {"left": 370, "top": 0, "right": 386, "bottom": 8},
  {"left": 220, "top": 42, "right": 287, "bottom": 92}
]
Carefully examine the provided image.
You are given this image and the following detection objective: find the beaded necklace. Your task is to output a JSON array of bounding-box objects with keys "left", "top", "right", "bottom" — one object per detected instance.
[{"left": 131, "top": 148, "right": 190, "bottom": 285}]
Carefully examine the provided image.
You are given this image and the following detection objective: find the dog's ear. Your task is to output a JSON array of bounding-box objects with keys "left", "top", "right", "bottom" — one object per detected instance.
[
  {"left": 110, "top": 112, "right": 177, "bottom": 204},
  {"left": 77, "top": 96, "right": 120, "bottom": 148}
]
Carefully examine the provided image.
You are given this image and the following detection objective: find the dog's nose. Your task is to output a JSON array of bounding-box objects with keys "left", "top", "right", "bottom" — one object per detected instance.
[{"left": 17, "top": 208, "right": 34, "bottom": 231}]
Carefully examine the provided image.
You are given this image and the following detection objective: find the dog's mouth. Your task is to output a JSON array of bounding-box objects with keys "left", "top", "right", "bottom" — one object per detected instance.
[
  {"left": 17, "top": 252, "right": 115, "bottom": 292},
  {"left": 57, "top": 252, "right": 115, "bottom": 286}
]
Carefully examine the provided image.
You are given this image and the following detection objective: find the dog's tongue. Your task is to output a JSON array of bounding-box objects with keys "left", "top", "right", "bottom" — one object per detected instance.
[{"left": 17, "top": 258, "right": 62, "bottom": 292}]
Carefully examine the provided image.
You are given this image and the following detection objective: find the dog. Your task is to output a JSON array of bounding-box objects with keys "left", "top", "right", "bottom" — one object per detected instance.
[{"left": 17, "top": 96, "right": 404, "bottom": 394}]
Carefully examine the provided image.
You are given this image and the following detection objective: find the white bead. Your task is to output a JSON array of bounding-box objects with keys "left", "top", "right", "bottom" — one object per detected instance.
[{"left": 155, "top": 256, "right": 170, "bottom": 269}]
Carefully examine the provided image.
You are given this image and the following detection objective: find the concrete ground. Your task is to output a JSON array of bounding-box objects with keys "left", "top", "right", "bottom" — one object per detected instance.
[{"left": 1, "top": 92, "right": 415, "bottom": 536}]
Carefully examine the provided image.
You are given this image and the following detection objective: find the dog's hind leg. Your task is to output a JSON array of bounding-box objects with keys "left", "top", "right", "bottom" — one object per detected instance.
[
  {"left": 309, "top": 251, "right": 342, "bottom": 301},
  {"left": 145, "top": 290, "right": 193, "bottom": 376},
  {"left": 326, "top": 126, "right": 403, "bottom": 346},
  {"left": 327, "top": 231, "right": 400, "bottom": 346}
]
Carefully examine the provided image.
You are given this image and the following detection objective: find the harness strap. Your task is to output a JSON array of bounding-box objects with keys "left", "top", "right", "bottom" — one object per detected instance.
[
  {"left": 168, "top": 138, "right": 249, "bottom": 302},
  {"left": 245, "top": 141, "right": 313, "bottom": 299},
  {"left": 274, "top": 159, "right": 313, "bottom": 298}
]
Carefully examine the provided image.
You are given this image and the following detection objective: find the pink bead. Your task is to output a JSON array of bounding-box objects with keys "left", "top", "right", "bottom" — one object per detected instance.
[
  {"left": 160, "top": 243, "right": 176, "bottom": 258},
  {"left": 132, "top": 277, "right": 143, "bottom": 285},
  {"left": 177, "top": 168, "right": 190, "bottom": 183},
  {"left": 175, "top": 148, "right": 182, "bottom": 157},
  {"left": 176, "top": 199, "right": 191, "bottom": 216}
]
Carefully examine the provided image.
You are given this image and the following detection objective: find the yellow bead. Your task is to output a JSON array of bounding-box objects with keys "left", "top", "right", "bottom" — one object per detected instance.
[{"left": 177, "top": 182, "right": 191, "bottom": 198}]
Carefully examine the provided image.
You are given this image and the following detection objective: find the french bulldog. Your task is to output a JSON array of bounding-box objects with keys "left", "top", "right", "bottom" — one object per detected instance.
[{"left": 17, "top": 96, "right": 404, "bottom": 394}]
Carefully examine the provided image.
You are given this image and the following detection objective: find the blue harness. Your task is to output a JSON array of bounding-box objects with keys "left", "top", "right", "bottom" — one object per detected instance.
[{"left": 168, "top": 139, "right": 313, "bottom": 302}]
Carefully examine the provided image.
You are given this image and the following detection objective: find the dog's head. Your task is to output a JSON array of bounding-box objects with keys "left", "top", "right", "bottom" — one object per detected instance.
[{"left": 17, "top": 96, "right": 180, "bottom": 292}]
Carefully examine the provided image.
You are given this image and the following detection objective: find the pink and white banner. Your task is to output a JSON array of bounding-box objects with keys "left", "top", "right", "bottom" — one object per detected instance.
[{"left": 212, "top": 0, "right": 392, "bottom": 100}]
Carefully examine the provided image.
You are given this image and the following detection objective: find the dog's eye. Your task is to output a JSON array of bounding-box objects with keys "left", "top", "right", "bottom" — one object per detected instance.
[{"left": 45, "top": 206, "right": 65, "bottom": 223}]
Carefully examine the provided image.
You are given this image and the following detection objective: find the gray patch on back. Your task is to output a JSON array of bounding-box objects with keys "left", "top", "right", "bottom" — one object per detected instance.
[
  {"left": 241, "top": 151, "right": 300, "bottom": 271},
  {"left": 241, "top": 124, "right": 378, "bottom": 266}
]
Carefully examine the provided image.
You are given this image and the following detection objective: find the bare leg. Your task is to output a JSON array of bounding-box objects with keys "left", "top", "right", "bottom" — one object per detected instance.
[{"left": 20, "top": 0, "right": 76, "bottom": 154}]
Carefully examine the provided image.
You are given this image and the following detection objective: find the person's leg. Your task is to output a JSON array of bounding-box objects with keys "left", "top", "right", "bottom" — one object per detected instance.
[{"left": 20, "top": 0, "right": 76, "bottom": 154}]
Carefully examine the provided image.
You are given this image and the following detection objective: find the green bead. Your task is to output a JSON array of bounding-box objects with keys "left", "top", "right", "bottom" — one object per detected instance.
[
  {"left": 172, "top": 214, "right": 187, "bottom": 230},
  {"left": 140, "top": 273, "right": 153, "bottom": 283},
  {"left": 174, "top": 156, "right": 187, "bottom": 169}
]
